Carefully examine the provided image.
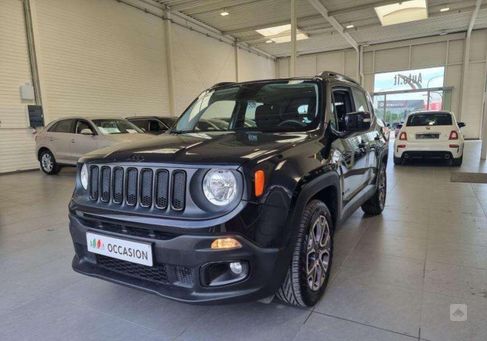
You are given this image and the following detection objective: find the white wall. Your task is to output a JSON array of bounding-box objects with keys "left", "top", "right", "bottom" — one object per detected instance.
[
  {"left": 0, "top": 0, "right": 37, "bottom": 173},
  {"left": 277, "top": 30, "right": 487, "bottom": 139},
  {"left": 238, "top": 48, "right": 276, "bottom": 82},
  {"left": 172, "top": 24, "right": 236, "bottom": 114},
  {"left": 32, "top": 0, "right": 170, "bottom": 121},
  {"left": 0, "top": 0, "right": 276, "bottom": 173}
]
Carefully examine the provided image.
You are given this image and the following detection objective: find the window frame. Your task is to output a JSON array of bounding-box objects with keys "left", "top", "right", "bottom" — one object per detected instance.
[
  {"left": 75, "top": 119, "right": 97, "bottom": 135},
  {"left": 48, "top": 119, "right": 76, "bottom": 133}
]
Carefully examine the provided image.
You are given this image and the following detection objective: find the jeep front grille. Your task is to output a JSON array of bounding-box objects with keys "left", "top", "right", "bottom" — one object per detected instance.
[{"left": 88, "top": 165, "right": 187, "bottom": 212}]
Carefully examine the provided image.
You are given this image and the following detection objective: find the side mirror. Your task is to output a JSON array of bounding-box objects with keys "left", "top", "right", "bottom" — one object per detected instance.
[
  {"left": 80, "top": 128, "right": 94, "bottom": 135},
  {"left": 344, "top": 111, "right": 371, "bottom": 133},
  {"left": 458, "top": 122, "right": 466, "bottom": 128},
  {"left": 396, "top": 124, "right": 403, "bottom": 129}
]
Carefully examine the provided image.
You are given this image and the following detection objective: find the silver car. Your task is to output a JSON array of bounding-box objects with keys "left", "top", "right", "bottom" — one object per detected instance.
[{"left": 35, "top": 117, "right": 154, "bottom": 174}]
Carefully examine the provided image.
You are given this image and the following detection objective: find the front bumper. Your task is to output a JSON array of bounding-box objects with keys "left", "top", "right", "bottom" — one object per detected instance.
[
  {"left": 394, "top": 141, "right": 463, "bottom": 159},
  {"left": 69, "top": 213, "right": 283, "bottom": 304}
]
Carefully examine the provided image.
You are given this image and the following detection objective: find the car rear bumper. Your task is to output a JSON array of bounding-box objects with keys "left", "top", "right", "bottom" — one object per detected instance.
[
  {"left": 394, "top": 141, "right": 463, "bottom": 159},
  {"left": 69, "top": 213, "right": 283, "bottom": 304}
]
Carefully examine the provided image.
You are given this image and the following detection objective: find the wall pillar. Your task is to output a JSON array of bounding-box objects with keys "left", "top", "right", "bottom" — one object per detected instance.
[{"left": 164, "top": 9, "right": 176, "bottom": 115}]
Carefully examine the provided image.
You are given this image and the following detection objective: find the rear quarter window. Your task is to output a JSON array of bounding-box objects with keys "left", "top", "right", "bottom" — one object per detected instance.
[{"left": 406, "top": 113, "right": 452, "bottom": 126}]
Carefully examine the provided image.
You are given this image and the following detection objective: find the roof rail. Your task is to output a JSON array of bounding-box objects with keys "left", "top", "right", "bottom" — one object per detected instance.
[
  {"left": 211, "top": 82, "right": 237, "bottom": 88},
  {"left": 318, "top": 71, "right": 359, "bottom": 85}
]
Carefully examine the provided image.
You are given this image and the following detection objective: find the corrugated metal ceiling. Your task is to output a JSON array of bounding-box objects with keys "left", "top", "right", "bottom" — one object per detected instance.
[{"left": 154, "top": 0, "right": 487, "bottom": 57}]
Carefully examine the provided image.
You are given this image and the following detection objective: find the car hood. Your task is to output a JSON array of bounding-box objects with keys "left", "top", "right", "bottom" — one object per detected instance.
[
  {"left": 81, "top": 131, "right": 312, "bottom": 165},
  {"left": 102, "top": 133, "right": 155, "bottom": 143}
]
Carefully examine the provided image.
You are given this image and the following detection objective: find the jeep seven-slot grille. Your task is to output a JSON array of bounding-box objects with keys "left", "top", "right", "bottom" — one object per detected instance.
[{"left": 89, "top": 165, "right": 186, "bottom": 211}]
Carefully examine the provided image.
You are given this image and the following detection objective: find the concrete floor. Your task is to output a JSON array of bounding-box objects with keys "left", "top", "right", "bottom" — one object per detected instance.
[{"left": 1, "top": 141, "right": 486, "bottom": 341}]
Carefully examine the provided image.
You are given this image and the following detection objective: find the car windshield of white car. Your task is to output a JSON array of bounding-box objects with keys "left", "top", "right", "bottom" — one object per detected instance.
[
  {"left": 92, "top": 119, "right": 143, "bottom": 134},
  {"left": 406, "top": 112, "right": 452, "bottom": 127}
]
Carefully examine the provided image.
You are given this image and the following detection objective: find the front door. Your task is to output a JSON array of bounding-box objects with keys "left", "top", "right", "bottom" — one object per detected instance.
[
  {"left": 331, "top": 87, "right": 370, "bottom": 202},
  {"left": 72, "top": 119, "right": 98, "bottom": 161}
]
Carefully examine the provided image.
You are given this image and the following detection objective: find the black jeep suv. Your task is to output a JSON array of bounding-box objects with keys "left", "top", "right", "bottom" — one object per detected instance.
[{"left": 69, "top": 72, "right": 388, "bottom": 307}]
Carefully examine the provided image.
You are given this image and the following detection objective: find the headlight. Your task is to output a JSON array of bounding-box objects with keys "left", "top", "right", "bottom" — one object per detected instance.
[
  {"left": 203, "top": 169, "right": 237, "bottom": 206},
  {"left": 80, "top": 164, "right": 89, "bottom": 190}
]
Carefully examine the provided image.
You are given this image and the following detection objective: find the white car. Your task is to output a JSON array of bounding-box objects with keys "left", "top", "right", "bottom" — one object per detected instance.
[
  {"left": 393, "top": 111, "right": 465, "bottom": 166},
  {"left": 35, "top": 117, "right": 154, "bottom": 174}
]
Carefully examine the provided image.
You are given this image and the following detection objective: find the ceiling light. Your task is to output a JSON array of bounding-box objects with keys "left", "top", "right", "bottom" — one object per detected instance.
[
  {"left": 256, "top": 24, "right": 292, "bottom": 37},
  {"left": 440, "top": 7, "right": 450, "bottom": 12},
  {"left": 220, "top": 9, "right": 229, "bottom": 16},
  {"left": 346, "top": 24, "right": 354, "bottom": 29},
  {"left": 256, "top": 24, "right": 309, "bottom": 44},
  {"left": 270, "top": 33, "right": 308, "bottom": 43},
  {"left": 265, "top": 39, "right": 274, "bottom": 44},
  {"left": 375, "top": 0, "right": 428, "bottom": 26}
]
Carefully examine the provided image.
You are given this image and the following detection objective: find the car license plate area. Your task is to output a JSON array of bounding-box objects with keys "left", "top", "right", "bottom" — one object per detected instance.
[
  {"left": 416, "top": 133, "right": 439, "bottom": 139},
  {"left": 86, "top": 232, "right": 153, "bottom": 266}
]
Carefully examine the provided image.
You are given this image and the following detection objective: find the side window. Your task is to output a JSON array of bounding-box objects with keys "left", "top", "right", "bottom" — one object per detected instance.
[
  {"left": 75, "top": 120, "right": 95, "bottom": 134},
  {"left": 149, "top": 120, "right": 166, "bottom": 132},
  {"left": 332, "top": 88, "right": 354, "bottom": 131},
  {"left": 130, "top": 120, "right": 148, "bottom": 131},
  {"left": 351, "top": 87, "right": 369, "bottom": 112},
  {"left": 50, "top": 119, "right": 75, "bottom": 133}
]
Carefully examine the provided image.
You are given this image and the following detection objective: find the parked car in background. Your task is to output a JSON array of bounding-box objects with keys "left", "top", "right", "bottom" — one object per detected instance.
[
  {"left": 69, "top": 72, "right": 388, "bottom": 307},
  {"left": 394, "top": 111, "right": 465, "bottom": 166},
  {"left": 126, "top": 116, "right": 177, "bottom": 135},
  {"left": 35, "top": 117, "right": 154, "bottom": 174}
]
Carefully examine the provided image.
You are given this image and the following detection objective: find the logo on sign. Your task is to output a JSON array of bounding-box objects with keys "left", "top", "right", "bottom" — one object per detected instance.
[{"left": 90, "top": 238, "right": 104, "bottom": 250}]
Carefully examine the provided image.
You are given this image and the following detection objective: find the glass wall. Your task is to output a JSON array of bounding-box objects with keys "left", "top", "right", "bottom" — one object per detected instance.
[{"left": 371, "top": 66, "right": 452, "bottom": 127}]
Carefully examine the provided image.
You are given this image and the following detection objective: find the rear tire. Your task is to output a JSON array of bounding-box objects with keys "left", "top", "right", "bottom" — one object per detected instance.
[
  {"left": 276, "top": 200, "right": 334, "bottom": 307},
  {"left": 361, "top": 162, "right": 387, "bottom": 216},
  {"left": 452, "top": 155, "right": 463, "bottom": 167},
  {"left": 393, "top": 156, "right": 402, "bottom": 165},
  {"left": 39, "top": 149, "right": 61, "bottom": 175}
]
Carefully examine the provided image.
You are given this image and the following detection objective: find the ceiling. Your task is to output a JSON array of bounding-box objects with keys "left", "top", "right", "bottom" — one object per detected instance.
[{"left": 153, "top": 0, "right": 487, "bottom": 57}]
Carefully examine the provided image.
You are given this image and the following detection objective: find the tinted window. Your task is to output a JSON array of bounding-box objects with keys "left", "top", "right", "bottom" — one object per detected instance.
[
  {"left": 148, "top": 120, "right": 166, "bottom": 132},
  {"left": 406, "top": 112, "right": 452, "bottom": 126},
  {"left": 174, "top": 81, "right": 320, "bottom": 133},
  {"left": 352, "top": 87, "right": 369, "bottom": 112},
  {"left": 50, "top": 119, "right": 75, "bottom": 133},
  {"left": 332, "top": 88, "right": 354, "bottom": 131},
  {"left": 159, "top": 117, "right": 177, "bottom": 128},
  {"left": 130, "top": 119, "right": 149, "bottom": 131}
]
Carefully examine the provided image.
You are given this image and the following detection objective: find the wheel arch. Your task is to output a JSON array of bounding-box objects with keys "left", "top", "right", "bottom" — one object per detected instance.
[
  {"left": 37, "top": 147, "right": 52, "bottom": 161},
  {"left": 291, "top": 171, "right": 341, "bottom": 228}
]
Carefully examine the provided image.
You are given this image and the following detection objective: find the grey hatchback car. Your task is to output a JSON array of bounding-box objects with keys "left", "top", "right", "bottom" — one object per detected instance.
[{"left": 35, "top": 117, "right": 154, "bottom": 174}]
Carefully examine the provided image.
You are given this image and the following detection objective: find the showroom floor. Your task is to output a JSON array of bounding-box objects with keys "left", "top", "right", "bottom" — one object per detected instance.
[{"left": 1, "top": 142, "right": 486, "bottom": 341}]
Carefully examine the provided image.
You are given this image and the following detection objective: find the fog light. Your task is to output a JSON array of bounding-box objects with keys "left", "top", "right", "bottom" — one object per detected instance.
[
  {"left": 211, "top": 238, "right": 242, "bottom": 250},
  {"left": 229, "top": 262, "right": 243, "bottom": 275}
]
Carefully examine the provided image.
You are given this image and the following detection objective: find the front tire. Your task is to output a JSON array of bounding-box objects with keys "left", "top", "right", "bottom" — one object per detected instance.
[
  {"left": 39, "top": 149, "right": 61, "bottom": 175},
  {"left": 361, "top": 162, "right": 387, "bottom": 215},
  {"left": 276, "top": 200, "right": 333, "bottom": 307}
]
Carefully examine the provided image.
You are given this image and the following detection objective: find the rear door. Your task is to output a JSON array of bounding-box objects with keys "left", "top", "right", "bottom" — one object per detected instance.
[
  {"left": 48, "top": 119, "right": 76, "bottom": 163},
  {"left": 71, "top": 119, "right": 99, "bottom": 161}
]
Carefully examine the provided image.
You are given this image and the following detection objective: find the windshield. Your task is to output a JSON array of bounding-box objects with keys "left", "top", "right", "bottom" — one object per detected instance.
[
  {"left": 406, "top": 112, "right": 452, "bottom": 127},
  {"left": 92, "top": 119, "right": 143, "bottom": 134},
  {"left": 173, "top": 81, "right": 320, "bottom": 133}
]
